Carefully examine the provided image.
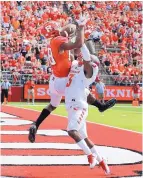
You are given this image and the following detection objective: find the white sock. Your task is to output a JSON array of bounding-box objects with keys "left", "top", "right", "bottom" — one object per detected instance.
[
  {"left": 77, "top": 139, "right": 92, "bottom": 155},
  {"left": 91, "top": 145, "right": 102, "bottom": 162}
]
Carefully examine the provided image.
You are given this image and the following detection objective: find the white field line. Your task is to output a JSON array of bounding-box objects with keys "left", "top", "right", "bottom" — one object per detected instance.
[
  {"left": 8, "top": 103, "right": 143, "bottom": 108},
  {"left": 7, "top": 103, "right": 142, "bottom": 112},
  {"left": 7, "top": 104, "right": 142, "bottom": 114},
  {"left": 4, "top": 105, "right": 142, "bottom": 134}
]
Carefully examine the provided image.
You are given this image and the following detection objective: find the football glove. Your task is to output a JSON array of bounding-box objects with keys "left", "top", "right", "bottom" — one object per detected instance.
[{"left": 76, "top": 13, "right": 89, "bottom": 27}]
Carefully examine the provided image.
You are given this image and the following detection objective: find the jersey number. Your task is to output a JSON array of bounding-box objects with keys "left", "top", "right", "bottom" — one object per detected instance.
[
  {"left": 47, "top": 47, "right": 56, "bottom": 65},
  {"left": 66, "top": 74, "right": 75, "bottom": 87}
]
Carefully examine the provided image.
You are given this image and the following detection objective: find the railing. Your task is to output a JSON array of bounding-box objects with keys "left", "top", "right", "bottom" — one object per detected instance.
[
  {"left": 1, "top": 73, "right": 50, "bottom": 85},
  {"left": 1, "top": 73, "right": 142, "bottom": 86}
]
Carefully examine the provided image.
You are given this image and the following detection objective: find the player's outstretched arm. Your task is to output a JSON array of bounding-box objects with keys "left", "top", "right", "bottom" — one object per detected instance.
[
  {"left": 59, "top": 26, "right": 84, "bottom": 52},
  {"left": 59, "top": 15, "right": 88, "bottom": 52},
  {"left": 80, "top": 44, "right": 93, "bottom": 78}
]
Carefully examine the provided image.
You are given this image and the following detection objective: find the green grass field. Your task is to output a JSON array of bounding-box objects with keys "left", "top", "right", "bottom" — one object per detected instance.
[{"left": 8, "top": 102, "right": 142, "bottom": 133}]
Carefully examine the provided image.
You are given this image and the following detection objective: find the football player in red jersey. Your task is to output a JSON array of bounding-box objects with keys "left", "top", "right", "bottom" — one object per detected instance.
[
  {"left": 28, "top": 16, "right": 116, "bottom": 143},
  {"left": 132, "top": 80, "right": 140, "bottom": 103}
]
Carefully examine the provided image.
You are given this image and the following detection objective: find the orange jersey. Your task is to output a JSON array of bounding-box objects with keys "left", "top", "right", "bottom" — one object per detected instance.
[
  {"left": 26, "top": 81, "right": 35, "bottom": 89},
  {"left": 49, "top": 36, "right": 71, "bottom": 77}
]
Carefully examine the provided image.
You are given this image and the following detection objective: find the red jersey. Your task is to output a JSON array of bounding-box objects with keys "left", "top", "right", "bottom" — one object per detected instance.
[
  {"left": 132, "top": 84, "right": 140, "bottom": 94},
  {"left": 10, "top": 59, "right": 17, "bottom": 67},
  {"left": 48, "top": 36, "right": 71, "bottom": 77},
  {"left": 26, "top": 80, "right": 35, "bottom": 89}
]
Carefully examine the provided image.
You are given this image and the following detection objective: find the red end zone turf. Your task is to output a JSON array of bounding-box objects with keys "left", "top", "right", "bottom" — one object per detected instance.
[{"left": 1, "top": 105, "right": 142, "bottom": 178}]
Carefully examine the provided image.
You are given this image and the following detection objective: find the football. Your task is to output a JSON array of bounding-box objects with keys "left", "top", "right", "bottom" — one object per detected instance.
[{"left": 60, "top": 24, "right": 76, "bottom": 37}]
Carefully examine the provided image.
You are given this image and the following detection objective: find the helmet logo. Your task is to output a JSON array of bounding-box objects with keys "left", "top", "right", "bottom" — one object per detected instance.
[{"left": 45, "top": 25, "right": 52, "bottom": 32}]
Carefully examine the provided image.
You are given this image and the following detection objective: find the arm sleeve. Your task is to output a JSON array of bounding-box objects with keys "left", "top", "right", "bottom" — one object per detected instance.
[{"left": 80, "top": 44, "right": 91, "bottom": 61}]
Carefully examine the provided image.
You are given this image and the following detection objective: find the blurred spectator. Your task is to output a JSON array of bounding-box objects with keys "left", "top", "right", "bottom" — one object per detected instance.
[
  {"left": 11, "top": 69, "right": 20, "bottom": 85},
  {"left": 26, "top": 78, "right": 35, "bottom": 104},
  {"left": 132, "top": 80, "right": 140, "bottom": 103},
  {"left": 95, "top": 78, "right": 106, "bottom": 103},
  {"left": 39, "top": 49, "right": 47, "bottom": 72},
  {"left": 90, "top": 27, "right": 103, "bottom": 42},
  {"left": 1, "top": 79, "right": 11, "bottom": 104},
  {"left": 1, "top": 1, "right": 142, "bottom": 87}
]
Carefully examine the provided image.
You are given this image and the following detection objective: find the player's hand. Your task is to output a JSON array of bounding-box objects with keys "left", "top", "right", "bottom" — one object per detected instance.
[{"left": 76, "top": 13, "right": 89, "bottom": 27}]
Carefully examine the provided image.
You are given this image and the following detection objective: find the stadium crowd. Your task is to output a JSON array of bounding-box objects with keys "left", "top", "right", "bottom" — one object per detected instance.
[{"left": 1, "top": 1, "right": 142, "bottom": 85}]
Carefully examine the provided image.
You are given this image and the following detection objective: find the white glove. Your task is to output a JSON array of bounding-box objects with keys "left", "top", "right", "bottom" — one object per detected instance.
[{"left": 76, "top": 13, "right": 89, "bottom": 27}]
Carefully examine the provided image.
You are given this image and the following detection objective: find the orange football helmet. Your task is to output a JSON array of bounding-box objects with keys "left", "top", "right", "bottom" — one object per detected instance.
[{"left": 41, "top": 21, "right": 60, "bottom": 38}]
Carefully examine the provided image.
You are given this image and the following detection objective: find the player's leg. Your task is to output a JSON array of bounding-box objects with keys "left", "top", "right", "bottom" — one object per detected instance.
[
  {"left": 27, "top": 89, "right": 30, "bottom": 104},
  {"left": 98, "top": 93, "right": 104, "bottom": 104},
  {"left": 5, "top": 89, "right": 8, "bottom": 104},
  {"left": 68, "top": 129, "right": 97, "bottom": 168},
  {"left": 132, "top": 93, "right": 135, "bottom": 101},
  {"left": 84, "top": 137, "right": 110, "bottom": 174},
  {"left": 137, "top": 94, "right": 140, "bottom": 105},
  {"left": 35, "top": 102, "right": 57, "bottom": 129},
  {"left": 84, "top": 138, "right": 102, "bottom": 162},
  {"left": 31, "top": 89, "right": 35, "bottom": 104},
  {"left": 78, "top": 122, "right": 102, "bottom": 163},
  {"left": 1, "top": 89, "right": 4, "bottom": 104},
  {"left": 79, "top": 122, "right": 110, "bottom": 174},
  {"left": 67, "top": 108, "right": 97, "bottom": 168},
  {"left": 28, "top": 93, "right": 62, "bottom": 143},
  {"left": 135, "top": 94, "right": 140, "bottom": 105},
  {"left": 87, "top": 92, "right": 116, "bottom": 112},
  {"left": 28, "top": 75, "right": 65, "bottom": 142},
  {"left": 68, "top": 129, "right": 91, "bottom": 155}
]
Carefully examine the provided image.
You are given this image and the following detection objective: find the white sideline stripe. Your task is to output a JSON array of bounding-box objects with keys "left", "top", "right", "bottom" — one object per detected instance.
[
  {"left": 1, "top": 155, "right": 88, "bottom": 165},
  {"left": 7, "top": 104, "right": 142, "bottom": 115},
  {"left": 5, "top": 105, "right": 142, "bottom": 134},
  {"left": 0, "top": 118, "right": 32, "bottom": 126},
  {"left": 8, "top": 103, "right": 143, "bottom": 108},
  {"left": 1, "top": 146, "right": 143, "bottom": 165},
  {"left": 0, "top": 177, "right": 14, "bottom": 178},
  {"left": 0, "top": 112, "right": 17, "bottom": 118},
  {"left": 0, "top": 142, "right": 80, "bottom": 149},
  {"left": 0, "top": 130, "right": 68, "bottom": 136}
]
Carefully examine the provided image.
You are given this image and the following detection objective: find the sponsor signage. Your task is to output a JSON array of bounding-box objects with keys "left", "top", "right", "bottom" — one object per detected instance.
[{"left": 24, "top": 85, "right": 142, "bottom": 101}]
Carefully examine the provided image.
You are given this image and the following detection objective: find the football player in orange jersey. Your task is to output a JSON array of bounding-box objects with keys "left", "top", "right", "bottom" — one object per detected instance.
[{"left": 28, "top": 16, "right": 116, "bottom": 143}]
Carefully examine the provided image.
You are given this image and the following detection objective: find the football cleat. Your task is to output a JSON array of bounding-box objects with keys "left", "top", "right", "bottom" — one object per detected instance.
[
  {"left": 99, "top": 98, "right": 116, "bottom": 112},
  {"left": 28, "top": 124, "right": 37, "bottom": 143},
  {"left": 99, "top": 159, "right": 110, "bottom": 175},
  {"left": 88, "top": 154, "right": 98, "bottom": 169}
]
